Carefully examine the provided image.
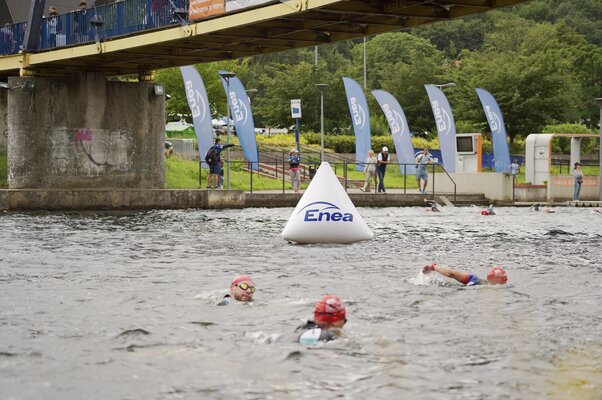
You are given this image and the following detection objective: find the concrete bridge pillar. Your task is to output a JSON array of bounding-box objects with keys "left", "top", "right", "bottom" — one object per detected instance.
[{"left": 7, "top": 73, "right": 165, "bottom": 189}]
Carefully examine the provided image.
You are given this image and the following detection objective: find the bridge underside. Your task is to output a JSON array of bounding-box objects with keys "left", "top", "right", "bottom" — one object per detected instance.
[{"left": 0, "top": 0, "right": 527, "bottom": 78}]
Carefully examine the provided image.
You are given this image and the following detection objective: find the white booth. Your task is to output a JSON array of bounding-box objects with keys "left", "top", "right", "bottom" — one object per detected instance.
[
  {"left": 525, "top": 133, "right": 600, "bottom": 201},
  {"left": 525, "top": 133, "right": 599, "bottom": 185},
  {"left": 456, "top": 133, "right": 482, "bottom": 173}
]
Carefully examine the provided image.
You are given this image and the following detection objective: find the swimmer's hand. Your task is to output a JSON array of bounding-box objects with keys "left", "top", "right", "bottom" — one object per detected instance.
[{"left": 422, "top": 263, "right": 436, "bottom": 274}]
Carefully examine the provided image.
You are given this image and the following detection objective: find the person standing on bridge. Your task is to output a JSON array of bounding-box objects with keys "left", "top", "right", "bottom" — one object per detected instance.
[
  {"left": 74, "top": 1, "right": 88, "bottom": 42},
  {"left": 376, "top": 146, "right": 391, "bottom": 194},
  {"left": 1, "top": 23, "right": 15, "bottom": 54},
  {"left": 47, "top": 6, "right": 60, "bottom": 48}
]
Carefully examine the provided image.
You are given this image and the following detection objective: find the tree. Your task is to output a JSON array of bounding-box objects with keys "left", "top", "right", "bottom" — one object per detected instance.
[{"left": 448, "top": 18, "right": 585, "bottom": 142}]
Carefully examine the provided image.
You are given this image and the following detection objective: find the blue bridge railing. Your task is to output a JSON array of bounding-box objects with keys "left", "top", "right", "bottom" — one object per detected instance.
[{"left": 0, "top": 0, "right": 255, "bottom": 56}]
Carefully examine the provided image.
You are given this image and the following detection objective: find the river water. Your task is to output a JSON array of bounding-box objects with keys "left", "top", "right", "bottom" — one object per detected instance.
[{"left": 0, "top": 206, "right": 601, "bottom": 400}]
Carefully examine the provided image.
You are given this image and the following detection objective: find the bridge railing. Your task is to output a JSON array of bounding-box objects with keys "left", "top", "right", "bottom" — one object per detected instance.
[{"left": 0, "top": 0, "right": 274, "bottom": 56}]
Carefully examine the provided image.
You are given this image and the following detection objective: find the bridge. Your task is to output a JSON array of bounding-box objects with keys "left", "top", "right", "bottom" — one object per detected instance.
[
  {"left": 1, "top": 0, "right": 526, "bottom": 78},
  {"left": 0, "top": 0, "right": 527, "bottom": 191}
]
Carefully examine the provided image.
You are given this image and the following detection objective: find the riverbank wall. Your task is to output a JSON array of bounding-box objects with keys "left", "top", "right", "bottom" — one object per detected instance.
[{"left": 0, "top": 189, "right": 491, "bottom": 211}]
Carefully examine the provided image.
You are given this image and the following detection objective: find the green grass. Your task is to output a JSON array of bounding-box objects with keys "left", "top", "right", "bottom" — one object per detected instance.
[
  {"left": 164, "top": 156, "right": 425, "bottom": 190},
  {"left": 0, "top": 152, "right": 7, "bottom": 188}
]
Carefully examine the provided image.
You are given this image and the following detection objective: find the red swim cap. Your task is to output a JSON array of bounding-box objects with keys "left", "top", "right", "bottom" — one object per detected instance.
[
  {"left": 231, "top": 275, "right": 254, "bottom": 288},
  {"left": 487, "top": 266, "right": 508, "bottom": 284},
  {"left": 314, "top": 295, "right": 346, "bottom": 325},
  {"left": 481, "top": 210, "right": 490, "bottom": 215}
]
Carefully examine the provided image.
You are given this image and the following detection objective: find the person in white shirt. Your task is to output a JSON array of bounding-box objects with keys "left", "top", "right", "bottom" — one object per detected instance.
[{"left": 415, "top": 148, "right": 433, "bottom": 194}]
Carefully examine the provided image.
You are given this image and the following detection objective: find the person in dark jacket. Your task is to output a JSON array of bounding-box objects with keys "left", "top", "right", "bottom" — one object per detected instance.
[
  {"left": 206, "top": 137, "right": 234, "bottom": 189},
  {"left": 376, "top": 146, "right": 391, "bottom": 193}
]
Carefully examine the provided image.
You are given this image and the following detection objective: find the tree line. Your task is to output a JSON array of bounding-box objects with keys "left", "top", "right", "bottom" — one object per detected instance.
[{"left": 155, "top": 0, "right": 602, "bottom": 144}]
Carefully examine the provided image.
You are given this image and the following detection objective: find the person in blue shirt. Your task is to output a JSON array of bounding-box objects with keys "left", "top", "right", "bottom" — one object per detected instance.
[
  {"left": 415, "top": 148, "right": 433, "bottom": 194},
  {"left": 421, "top": 263, "right": 508, "bottom": 286},
  {"left": 206, "top": 138, "right": 234, "bottom": 189}
]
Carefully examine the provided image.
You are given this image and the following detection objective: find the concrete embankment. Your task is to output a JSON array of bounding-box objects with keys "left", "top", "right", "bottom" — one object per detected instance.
[{"left": 0, "top": 189, "right": 491, "bottom": 211}]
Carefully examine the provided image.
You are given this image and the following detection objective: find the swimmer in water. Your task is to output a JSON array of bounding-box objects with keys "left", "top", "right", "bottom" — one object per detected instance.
[
  {"left": 217, "top": 275, "right": 256, "bottom": 305},
  {"left": 424, "top": 198, "right": 441, "bottom": 212},
  {"left": 531, "top": 203, "right": 540, "bottom": 211},
  {"left": 481, "top": 204, "right": 496, "bottom": 215},
  {"left": 421, "top": 263, "right": 508, "bottom": 286},
  {"left": 295, "top": 295, "right": 347, "bottom": 345}
]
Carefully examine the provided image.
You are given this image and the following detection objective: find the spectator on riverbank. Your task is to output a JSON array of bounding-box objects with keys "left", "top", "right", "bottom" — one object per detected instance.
[
  {"left": 288, "top": 149, "right": 301, "bottom": 193},
  {"left": 295, "top": 295, "right": 347, "bottom": 345},
  {"left": 376, "top": 147, "right": 391, "bottom": 193},
  {"left": 510, "top": 159, "right": 520, "bottom": 180},
  {"left": 206, "top": 137, "right": 234, "bottom": 189},
  {"left": 572, "top": 162, "right": 584, "bottom": 201},
  {"left": 217, "top": 275, "right": 256, "bottom": 305},
  {"left": 361, "top": 149, "right": 377, "bottom": 192},
  {"left": 421, "top": 263, "right": 508, "bottom": 286},
  {"left": 415, "top": 148, "right": 433, "bottom": 194}
]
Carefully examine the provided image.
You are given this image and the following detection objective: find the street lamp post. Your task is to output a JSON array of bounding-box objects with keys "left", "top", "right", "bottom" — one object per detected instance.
[
  {"left": 219, "top": 71, "right": 236, "bottom": 190},
  {"left": 433, "top": 82, "right": 456, "bottom": 90},
  {"left": 316, "top": 84, "right": 328, "bottom": 163},
  {"left": 596, "top": 97, "right": 602, "bottom": 201}
]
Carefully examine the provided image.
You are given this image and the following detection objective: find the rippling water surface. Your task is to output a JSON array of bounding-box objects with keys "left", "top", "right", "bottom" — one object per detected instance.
[{"left": 1, "top": 206, "right": 601, "bottom": 400}]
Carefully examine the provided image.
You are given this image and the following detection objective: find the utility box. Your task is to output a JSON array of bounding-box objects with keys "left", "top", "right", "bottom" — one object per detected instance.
[{"left": 456, "top": 133, "right": 482, "bottom": 172}]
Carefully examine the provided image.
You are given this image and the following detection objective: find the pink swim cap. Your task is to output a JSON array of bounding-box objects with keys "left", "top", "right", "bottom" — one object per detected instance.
[
  {"left": 314, "top": 295, "right": 346, "bottom": 324},
  {"left": 487, "top": 266, "right": 508, "bottom": 284},
  {"left": 231, "top": 275, "right": 254, "bottom": 288}
]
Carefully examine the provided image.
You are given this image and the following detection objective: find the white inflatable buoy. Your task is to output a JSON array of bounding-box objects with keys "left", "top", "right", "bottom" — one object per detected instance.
[{"left": 281, "top": 162, "right": 373, "bottom": 243}]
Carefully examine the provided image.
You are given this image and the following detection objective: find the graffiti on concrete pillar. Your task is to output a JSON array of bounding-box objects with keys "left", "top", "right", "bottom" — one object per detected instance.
[
  {"left": 74, "top": 128, "right": 132, "bottom": 170},
  {"left": 75, "top": 128, "right": 106, "bottom": 166}
]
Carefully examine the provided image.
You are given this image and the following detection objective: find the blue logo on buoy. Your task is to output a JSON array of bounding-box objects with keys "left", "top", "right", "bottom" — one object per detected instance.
[{"left": 297, "top": 201, "right": 354, "bottom": 222}]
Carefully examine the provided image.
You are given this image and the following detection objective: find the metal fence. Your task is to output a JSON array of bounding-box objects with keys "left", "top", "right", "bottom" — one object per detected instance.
[{"left": 198, "top": 160, "right": 456, "bottom": 199}]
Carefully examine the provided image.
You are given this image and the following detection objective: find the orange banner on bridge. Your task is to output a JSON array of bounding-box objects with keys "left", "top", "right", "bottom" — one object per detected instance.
[{"left": 189, "top": 0, "right": 225, "bottom": 21}]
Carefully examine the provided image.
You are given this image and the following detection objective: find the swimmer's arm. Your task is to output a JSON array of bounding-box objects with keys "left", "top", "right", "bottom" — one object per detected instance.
[{"left": 423, "top": 264, "right": 470, "bottom": 284}]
